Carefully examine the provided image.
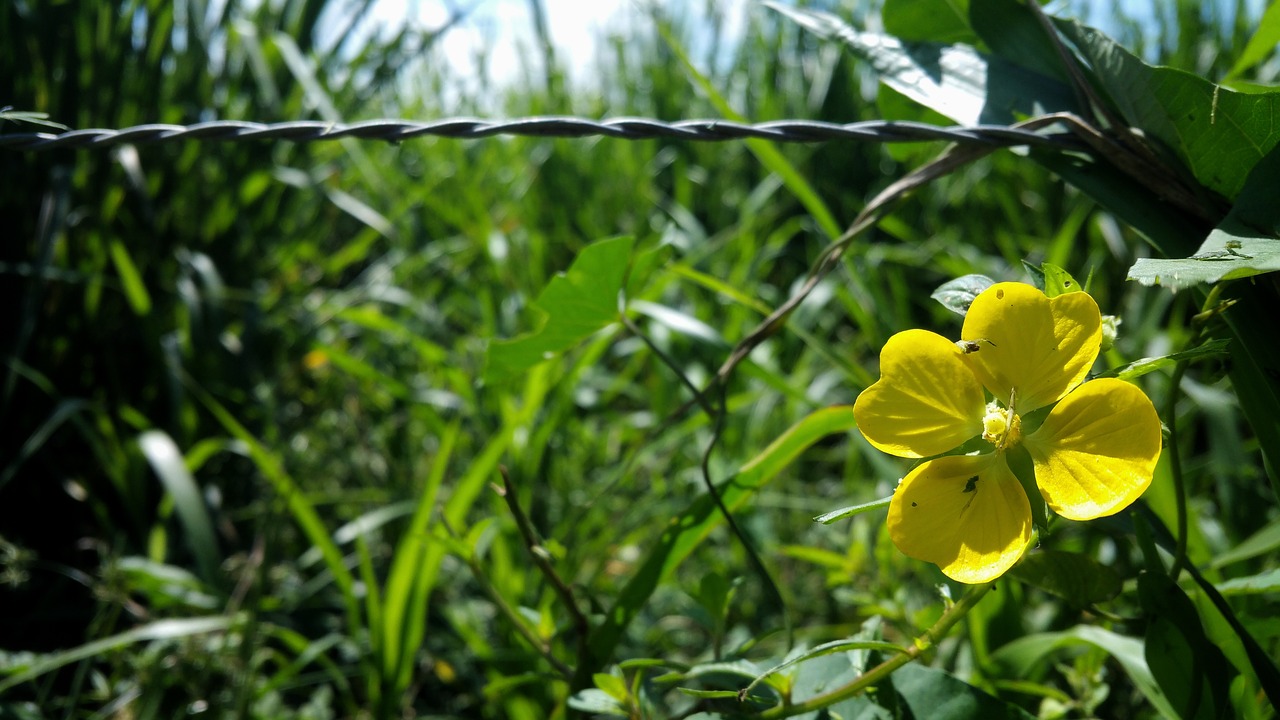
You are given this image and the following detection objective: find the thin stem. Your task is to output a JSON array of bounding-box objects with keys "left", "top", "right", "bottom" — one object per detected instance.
[
  {"left": 757, "top": 582, "right": 996, "bottom": 719},
  {"left": 1167, "top": 283, "right": 1225, "bottom": 580},
  {"left": 495, "top": 467, "right": 591, "bottom": 673},
  {"left": 440, "top": 515, "right": 573, "bottom": 679}
]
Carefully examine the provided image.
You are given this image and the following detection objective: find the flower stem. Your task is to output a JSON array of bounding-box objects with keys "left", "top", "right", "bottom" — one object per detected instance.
[
  {"left": 1167, "top": 283, "right": 1225, "bottom": 580},
  {"left": 756, "top": 581, "right": 996, "bottom": 718}
]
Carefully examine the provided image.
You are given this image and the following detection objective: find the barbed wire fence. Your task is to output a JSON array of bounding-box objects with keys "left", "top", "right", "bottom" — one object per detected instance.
[{"left": 0, "top": 117, "right": 1085, "bottom": 152}]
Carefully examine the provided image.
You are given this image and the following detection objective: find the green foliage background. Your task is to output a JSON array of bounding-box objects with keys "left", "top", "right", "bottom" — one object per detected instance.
[{"left": 1, "top": 0, "right": 1277, "bottom": 718}]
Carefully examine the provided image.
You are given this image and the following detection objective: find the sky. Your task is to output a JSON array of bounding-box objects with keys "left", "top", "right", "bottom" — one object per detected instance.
[
  {"left": 357, "top": 0, "right": 1271, "bottom": 99},
  {"left": 366, "top": 0, "right": 749, "bottom": 89}
]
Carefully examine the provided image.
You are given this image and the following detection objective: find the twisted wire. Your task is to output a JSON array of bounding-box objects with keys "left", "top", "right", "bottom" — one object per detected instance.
[{"left": 0, "top": 116, "right": 1084, "bottom": 152}]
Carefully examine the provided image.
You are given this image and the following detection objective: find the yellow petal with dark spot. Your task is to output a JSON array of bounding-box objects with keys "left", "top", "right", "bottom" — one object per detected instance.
[
  {"left": 887, "top": 453, "right": 1033, "bottom": 584},
  {"left": 1024, "top": 378, "right": 1161, "bottom": 520},
  {"left": 961, "top": 283, "right": 1101, "bottom": 413},
  {"left": 854, "top": 329, "right": 985, "bottom": 458}
]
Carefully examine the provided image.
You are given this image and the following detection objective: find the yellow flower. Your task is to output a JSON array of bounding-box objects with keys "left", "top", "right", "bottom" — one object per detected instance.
[{"left": 853, "top": 283, "right": 1161, "bottom": 583}]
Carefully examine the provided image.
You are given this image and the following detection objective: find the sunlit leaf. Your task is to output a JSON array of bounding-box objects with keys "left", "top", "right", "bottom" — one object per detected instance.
[
  {"left": 931, "top": 274, "right": 995, "bottom": 316},
  {"left": 485, "top": 236, "right": 634, "bottom": 383},
  {"left": 1129, "top": 144, "right": 1280, "bottom": 290}
]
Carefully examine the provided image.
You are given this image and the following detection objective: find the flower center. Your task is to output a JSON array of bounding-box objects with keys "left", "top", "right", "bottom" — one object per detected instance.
[{"left": 981, "top": 400, "right": 1022, "bottom": 449}]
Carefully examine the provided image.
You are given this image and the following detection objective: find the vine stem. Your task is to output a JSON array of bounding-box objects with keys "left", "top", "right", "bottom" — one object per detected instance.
[
  {"left": 756, "top": 581, "right": 996, "bottom": 719},
  {"left": 1167, "top": 283, "right": 1225, "bottom": 579}
]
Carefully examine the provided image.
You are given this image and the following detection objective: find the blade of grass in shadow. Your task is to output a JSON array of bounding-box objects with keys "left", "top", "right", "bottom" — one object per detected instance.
[
  {"left": 0, "top": 398, "right": 89, "bottom": 493},
  {"left": 186, "top": 378, "right": 360, "bottom": 636},
  {"left": 0, "top": 616, "right": 237, "bottom": 694},
  {"left": 658, "top": 23, "right": 842, "bottom": 241},
  {"left": 576, "top": 406, "right": 858, "bottom": 688},
  {"left": 138, "top": 429, "right": 222, "bottom": 586}
]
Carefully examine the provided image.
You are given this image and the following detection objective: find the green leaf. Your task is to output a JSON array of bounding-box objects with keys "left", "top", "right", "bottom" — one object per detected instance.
[
  {"left": 1216, "top": 568, "right": 1280, "bottom": 596},
  {"left": 1056, "top": 19, "right": 1280, "bottom": 200},
  {"left": 1039, "top": 262, "right": 1082, "bottom": 297},
  {"left": 1009, "top": 550, "right": 1121, "bottom": 606},
  {"left": 883, "top": 0, "right": 977, "bottom": 44},
  {"left": 566, "top": 688, "right": 628, "bottom": 717},
  {"left": 0, "top": 616, "right": 235, "bottom": 693},
  {"left": 743, "top": 638, "right": 905, "bottom": 698},
  {"left": 813, "top": 496, "right": 892, "bottom": 524},
  {"left": 769, "top": 4, "right": 1077, "bottom": 125},
  {"left": 892, "top": 663, "right": 1037, "bottom": 720},
  {"left": 577, "top": 407, "right": 858, "bottom": 687},
  {"left": 989, "top": 625, "right": 1179, "bottom": 719},
  {"left": 1129, "top": 143, "right": 1280, "bottom": 290},
  {"left": 138, "top": 430, "right": 221, "bottom": 586},
  {"left": 108, "top": 239, "right": 152, "bottom": 316},
  {"left": 1211, "top": 516, "right": 1280, "bottom": 569},
  {"left": 594, "top": 673, "right": 629, "bottom": 702},
  {"left": 1138, "top": 571, "right": 1234, "bottom": 720},
  {"left": 931, "top": 274, "right": 995, "bottom": 316},
  {"left": 1099, "top": 339, "right": 1230, "bottom": 381},
  {"left": 485, "top": 236, "right": 634, "bottom": 384},
  {"left": 969, "top": 0, "right": 1067, "bottom": 82},
  {"left": 1225, "top": 0, "right": 1280, "bottom": 81}
]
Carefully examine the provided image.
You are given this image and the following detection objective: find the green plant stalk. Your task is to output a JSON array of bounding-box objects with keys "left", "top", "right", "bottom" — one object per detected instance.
[
  {"left": 1167, "top": 283, "right": 1224, "bottom": 579},
  {"left": 757, "top": 582, "right": 996, "bottom": 718}
]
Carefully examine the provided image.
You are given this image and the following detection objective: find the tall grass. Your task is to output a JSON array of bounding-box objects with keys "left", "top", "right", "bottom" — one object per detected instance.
[{"left": 2, "top": 0, "right": 1275, "bottom": 717}]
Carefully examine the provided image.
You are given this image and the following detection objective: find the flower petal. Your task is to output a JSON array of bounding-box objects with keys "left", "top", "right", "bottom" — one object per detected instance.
[
  {"left": 1023, "top": 378, "right": 1161, "bottom": 520},
  {"left": 961, "top": 283, "right": 1101, "bottom": 413},
  {"left": 854, "top": 329, "right": 985, "bottom": 458},
  {"left": 887, "top": 453, "right": 1033, "bottom": 584}
]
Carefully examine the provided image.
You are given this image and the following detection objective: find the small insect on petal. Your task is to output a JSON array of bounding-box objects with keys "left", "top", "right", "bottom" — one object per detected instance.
[{"left": 956, "top": 338, "right": 996, "bottom": 354}]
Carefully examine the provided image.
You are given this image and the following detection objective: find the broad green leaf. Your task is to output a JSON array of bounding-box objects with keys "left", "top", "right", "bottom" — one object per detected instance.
[
  {"left": 892, "top": 663, "right": 1037, "bottom": 720},
  {"left": 931, "top": 274, "right": 995, "bottom": 316},
  {"left": 1009, "top": 550, "right": 1121, "bottom": 606},
  {"left": 578, "top": 407, "right": 858, "bottom": 687},
  {"left": 1225, "top": 0, "right": 1280, "bottom": 81},
  {"left": 969, "top": 0, "right": 1067, "bottom": 82},
  {"left": 883, "top": 0, "right": 977, "bottom": 44},
  {"left": 989, "top": 625, "right": 1179, "bottom": 719},
  {"left": 1216, "top": 568, "right": 1280, "bottom": 596},
  {"left": 485, "top": 236, "right": 634, "bottom": 383},
  {"left": 1056, "top": 19, "right": 1280, "bottom": 200},
  {"left": 769, "top": 4, "right": 1077, "bottom": 125},
  {"left": 138, "top": 430, "right": 221, "bottom": 585},
  {"left": 1212, "top": 516, "right": 1280, "bottom": 568},
  {"left": 1138, "top": 571, "right": 1233, "bottom": 720},
  {"left": 1129, "top": 143, "right": 1280, "bottom": 290}
]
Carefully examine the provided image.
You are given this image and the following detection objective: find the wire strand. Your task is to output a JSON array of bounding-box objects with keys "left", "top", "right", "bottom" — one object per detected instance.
[{"left": 0, "top": 116, "right": 1085, "bottom": 152}]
